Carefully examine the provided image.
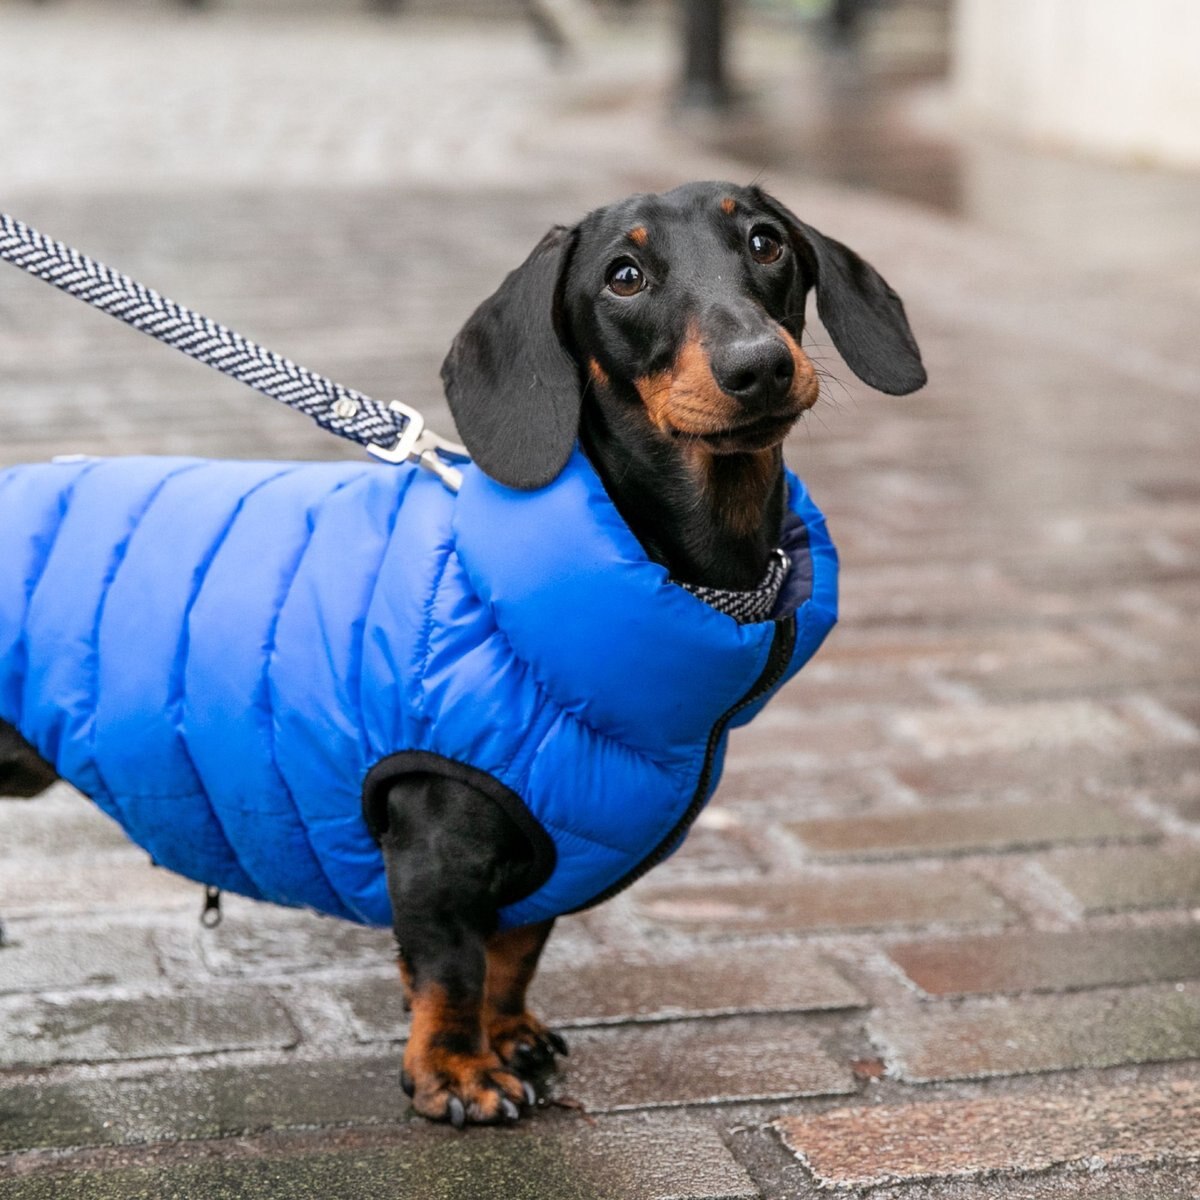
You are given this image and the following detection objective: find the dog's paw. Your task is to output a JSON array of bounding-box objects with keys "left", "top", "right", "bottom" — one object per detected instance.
[
  {"left": 401, "top": 1048, "right": 533, "bottom": 1127},
  {"left": 487, "top": 1010, "right": 569, "bottom": 1077}
]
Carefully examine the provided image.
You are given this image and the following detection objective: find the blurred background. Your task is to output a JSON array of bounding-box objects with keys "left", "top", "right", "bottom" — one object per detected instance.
[{"left": 2, "top": 0, "right": 1198, "bottom": 462}]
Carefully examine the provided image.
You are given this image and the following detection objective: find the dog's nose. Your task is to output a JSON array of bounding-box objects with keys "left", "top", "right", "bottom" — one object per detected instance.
[{"left": 712, "top": 336, "right": 795, "bottom": 407}]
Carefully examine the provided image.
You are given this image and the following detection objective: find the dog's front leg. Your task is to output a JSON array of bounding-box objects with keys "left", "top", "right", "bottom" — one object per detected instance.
[
  {"left": 378, "top": 772, "right": 536, "bottom": 1126},
  {"left": 485, "top": 919, "right": 567, "bottom": 1075}
]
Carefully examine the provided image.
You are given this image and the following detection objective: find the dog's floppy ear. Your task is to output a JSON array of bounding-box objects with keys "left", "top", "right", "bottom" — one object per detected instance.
[
  {"left": 753, "top": 188, "right": 926, "bottom": 396},
  {"left": 441, "top": 225, "right": 581, "bottom": 490}
]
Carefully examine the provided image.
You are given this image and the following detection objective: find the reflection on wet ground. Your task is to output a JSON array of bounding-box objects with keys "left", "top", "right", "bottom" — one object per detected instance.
[{"left": 704, "top": 1, "right": 1200, "bottom": 289}]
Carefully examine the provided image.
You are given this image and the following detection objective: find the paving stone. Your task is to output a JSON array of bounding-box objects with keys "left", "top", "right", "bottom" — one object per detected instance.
[
  {"left": 887, "top": 749, "right": 1105, "bottom": 804},
  {"left": 835, "top": 559, "right": 1029, "bottom": 625},
  {"left": 633, "top": 863, "right": 1012, "bottom": 934},
  {"left": 562, "top": 1015, "right": 857, "bottom": 1110},
  {"left": 1042, "top": 846, "right": 1200, "bottom": 913},
  {"left": 0, "top": 1111, "right": 759, "bottom": 1200},
  {"left": 776, "top": 1078, "right": 1200, "bottom": 1189},
  {"left": 337, "top": 943, "right": 868, "bottom": 1042},
  {"left": 644, "top": 809, "right": 771, "bottom": 882},
  {"left": 0, "top": 1055, "right": 408, "bottom": 1152},
  {"left": 735, "top": 1105, "right": 1200, "bottom": 1200},
  {"left": 196, "top": 900, "right": 394, "bottom": 977},
  {"left": 892, "top": 700, "right": 1150, "bottom": 760},
  {"left": 0, "top": 1011, "right": 850, "bottom": 1151},
  {"left": 0, "top": 1082, "right": 128, "bottom": 1155},
  {"left": 0, "top": 1015, "right": 852, "bottom": 1148},
  {"left": 890, "top": 743, "right": 1199, "bottom": 806},
  {"left": 942, "top": 654, "right": 1200, "bottom": 705},
  {"left": 887, "top": 925, "right": 1200, "bottom": 997},
  {"left": 0, "top": 989, "right": 299, "bottom": 1068},
  {"left": 0, "top": 785, "right": 131, "bottom": 859},
  {"left": 730, "top": 705, "right": 894, "bottom": 762},
  {"left": 1159, "top": 688, "right": 1200, "bottom": 736},
  {"left": 1003, "top": 550, "right": 1200, "bottom": 594},
  {"left": 872, "top": 984, "right": 1200, "bottom": 1083},
  {"left": 536, "top": 944, "right": 869, "bottom": 1025},
  {"left": 867, "top": 1163, "right": 1200, "bottom": 1200},
  {"left": 0, "top": 851, "right": 197, "bottom": 918},
  {"left": 1136, "top": 757, "right": 1200, "bottom": 826},
  {"left": 1171, "top": 795, "right": 1200, "bottom": 824},
  {"left": 715, "top": 759, "right": 891, "bottom": 816},
  {"left": 787, "top": 799, "right": 1155, "bottom": 861},
  {"left": 812, "top": 626, "right": 1091, "bottom": 675},
  {"left": 768, "top": 660, "right": 931, "bottom": 710},
  {"left": 0, "top": 924, "right": 163, "bottom": 994}
]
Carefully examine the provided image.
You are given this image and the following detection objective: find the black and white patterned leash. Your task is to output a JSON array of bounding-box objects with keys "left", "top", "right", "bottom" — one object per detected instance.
[{"left": 0, "top": 211, "right": 468, "bottom": 490}]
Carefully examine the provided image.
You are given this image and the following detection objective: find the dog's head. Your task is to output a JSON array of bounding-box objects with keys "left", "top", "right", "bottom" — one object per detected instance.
[{"left": 441, "top": 181, "right": 926, "bottom": 490}]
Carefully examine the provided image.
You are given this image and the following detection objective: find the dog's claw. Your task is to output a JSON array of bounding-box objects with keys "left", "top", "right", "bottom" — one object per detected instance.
[
  {"left": 405, "top": 1051, "right": 527, "bottom": 1127},
  {"left": 400, "top": 1068, "right": 415, "bottom": 1098},
  {"left": 548, "top": 1030, "right": 569, "bottom": 1057}
]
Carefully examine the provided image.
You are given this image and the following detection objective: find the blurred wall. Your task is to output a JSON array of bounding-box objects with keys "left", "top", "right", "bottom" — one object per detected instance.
[{"left": 953, "top": 0, "right": 1200, "bottom": 167}]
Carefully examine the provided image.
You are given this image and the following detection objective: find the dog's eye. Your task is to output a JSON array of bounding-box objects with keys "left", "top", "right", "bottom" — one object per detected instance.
[
  {"left": 606, "top": 259, "right": 646, "bottom": 297},
  {"left": 749, "top": 228, "right": 784, "bottom": 265}
]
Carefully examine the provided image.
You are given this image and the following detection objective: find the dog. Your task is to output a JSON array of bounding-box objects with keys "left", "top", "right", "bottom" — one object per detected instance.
[{"left": 0, "top": 181, "right": 923, "bottom": 1126}]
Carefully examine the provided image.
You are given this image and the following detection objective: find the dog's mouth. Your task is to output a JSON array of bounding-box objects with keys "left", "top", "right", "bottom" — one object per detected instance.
[{"left": 682, "top": 408, "right": 803, "bottom": 455}]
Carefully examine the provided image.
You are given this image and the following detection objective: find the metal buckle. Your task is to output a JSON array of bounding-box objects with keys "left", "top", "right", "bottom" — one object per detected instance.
[{"left": 367, "top": 400, "right": 469, "bottom": 493}]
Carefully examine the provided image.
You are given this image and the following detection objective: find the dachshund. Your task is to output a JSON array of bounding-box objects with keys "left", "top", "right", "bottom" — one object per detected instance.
[{"left": 0, "top": 181, "right": 924, "bottom": 1127}]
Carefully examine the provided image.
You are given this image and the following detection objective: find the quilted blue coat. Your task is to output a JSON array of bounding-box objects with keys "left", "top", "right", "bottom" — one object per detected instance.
[{"left": 0, "top": 449, "right": 837, "bottom": 929}]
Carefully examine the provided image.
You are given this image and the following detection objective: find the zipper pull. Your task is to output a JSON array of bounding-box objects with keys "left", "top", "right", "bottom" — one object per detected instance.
[{"left": 200, "top": 886, "right": 223, "bottom": 929}]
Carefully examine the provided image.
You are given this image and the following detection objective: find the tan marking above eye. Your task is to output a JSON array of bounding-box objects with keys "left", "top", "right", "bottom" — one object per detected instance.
[
  {"left": 720, "top": 197, "right": 737, "bottom": 216},
  {"left": 627, "top": 226, "right": 648, "bottom": 246}
]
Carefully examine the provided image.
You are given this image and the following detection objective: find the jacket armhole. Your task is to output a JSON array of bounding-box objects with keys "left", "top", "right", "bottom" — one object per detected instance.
[{"left": 362, "top": 750, "right": 557, "bottom": 910}]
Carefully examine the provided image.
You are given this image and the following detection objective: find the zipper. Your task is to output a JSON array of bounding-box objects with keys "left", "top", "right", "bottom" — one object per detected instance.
[{"left": 570, "top": 615, "right": 797, "bottom": 912}]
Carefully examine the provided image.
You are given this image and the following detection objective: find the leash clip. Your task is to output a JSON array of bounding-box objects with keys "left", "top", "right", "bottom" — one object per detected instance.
[{"left": 368, "top": 400, "right": 469, "bottom": 493}]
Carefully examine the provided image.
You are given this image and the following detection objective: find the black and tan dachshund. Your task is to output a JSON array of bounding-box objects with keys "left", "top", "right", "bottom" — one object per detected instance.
[{"left": 1, "top": 181, "right": 924, "bottom": 1126}]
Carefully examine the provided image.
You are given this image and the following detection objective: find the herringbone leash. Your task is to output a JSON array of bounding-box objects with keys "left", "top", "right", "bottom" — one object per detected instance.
[{"left": 0, "top": 211, "right": 408, "bottom": 450}]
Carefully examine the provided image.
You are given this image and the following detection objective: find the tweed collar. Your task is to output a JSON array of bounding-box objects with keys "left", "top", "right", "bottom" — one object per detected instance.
[{"left": 677, "top": 548, "right": 790, "bottom": 625}]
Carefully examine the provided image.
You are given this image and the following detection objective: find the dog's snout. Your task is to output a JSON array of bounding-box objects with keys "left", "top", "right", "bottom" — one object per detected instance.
[{"left": 712, "top": 336, "right": 795, "bottom": 407}]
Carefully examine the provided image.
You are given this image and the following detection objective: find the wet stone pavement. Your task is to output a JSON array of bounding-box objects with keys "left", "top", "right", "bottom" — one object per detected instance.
[{"left": 2, "top": 3, "right": 1200, "bottom": 1197}]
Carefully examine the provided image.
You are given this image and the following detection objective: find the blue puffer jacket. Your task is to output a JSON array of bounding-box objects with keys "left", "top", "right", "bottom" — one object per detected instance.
[{"left": 0, "top": 449, "right": 837, "bottom": 929}]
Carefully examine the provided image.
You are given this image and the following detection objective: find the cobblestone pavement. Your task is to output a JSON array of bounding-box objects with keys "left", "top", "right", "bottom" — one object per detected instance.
[{"left": 2, "top": 3, "right": 1200, "bottom": 1197}]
